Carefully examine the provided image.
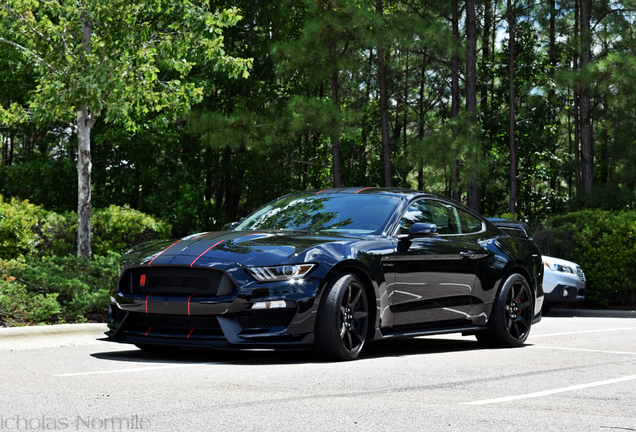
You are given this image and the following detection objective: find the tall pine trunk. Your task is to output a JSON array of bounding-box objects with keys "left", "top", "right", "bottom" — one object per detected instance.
[
  {"left": 465, "top": 0, "right": 480, "bottom": 212},
  {"left": 508, "top": 0, "right": 517, "bottom": 215},
  {"left": 481, "top": 0, "right": 491, "bottom": 109},
  {"left": 377, "top": 0, "right": 392, "bottom": 187},
  {"left": 330, "top": 45, "right": 342, "bottom": 188},
  {"left": 451, "top": 0, "right": 461, "bottom": 202},
  {"left": 580, "top": 0, "right": 593, "bottom": 199},
  {"left": 549, "top": 0, "right": 557, "bottom": 191}
]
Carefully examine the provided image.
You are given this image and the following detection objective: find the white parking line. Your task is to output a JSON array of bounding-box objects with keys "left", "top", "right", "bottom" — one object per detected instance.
[
  {"left": 55, "top": 362, "right": 223, "bottom": 377},
  {"left": 529, "top": 345, "right": 636, "bottom": 356},
  {"left": 461, "top": 374, "right": 636, "bottom": 406},
  {"left": 531, "top": 327, "right": 636, "bottom": 338}
]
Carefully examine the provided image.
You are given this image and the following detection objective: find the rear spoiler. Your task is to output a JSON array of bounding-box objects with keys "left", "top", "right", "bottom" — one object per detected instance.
[{"left": 486, "top": 218, "right": 532, "bottom": 239}]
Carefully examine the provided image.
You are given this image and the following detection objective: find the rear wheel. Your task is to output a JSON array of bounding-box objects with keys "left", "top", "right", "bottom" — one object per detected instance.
[
  {"left": 315, "top": 273, "right": 369, "bottom": 361},
  {"left": 477, "top": 273, "right": 533, "bottom": 348}
]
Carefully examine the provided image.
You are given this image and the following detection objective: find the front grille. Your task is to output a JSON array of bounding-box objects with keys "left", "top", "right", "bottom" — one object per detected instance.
[
  {"left": 119, "top": 266, "right": 235, "bottom": 297},
  {"left": 123, "top": 312, "right": 224, "bottom": 338},
  {"left": 576, "top": 267, "right": 586, "bottom": 282},
  {"left": 126, "top": 312, "right": 221, "bottom": 330},
  {"left": 236, "top": 309, "right": 297, "bottom": 330}
]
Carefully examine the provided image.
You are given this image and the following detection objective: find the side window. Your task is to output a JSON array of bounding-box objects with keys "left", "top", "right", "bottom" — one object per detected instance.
[
  {"left": 425, "top": 200, "right": 461, "bottom": 235},
  {"left": 399, "top": 199, "right": 483, "bottom": 235},
  {"left": 399, "top": 201, "right": 433, "bottom": 234},
  {"left": 457, "top": 208, "right": 483, "bottom": 234}
]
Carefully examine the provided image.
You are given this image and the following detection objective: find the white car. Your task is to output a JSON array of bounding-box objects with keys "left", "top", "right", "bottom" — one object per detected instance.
[{"left": 542, "top": 256, "right": 586, "bottom": 310}]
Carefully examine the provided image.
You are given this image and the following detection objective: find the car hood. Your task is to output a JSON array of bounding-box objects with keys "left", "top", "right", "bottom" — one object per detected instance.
[{"left": 121, "top": 230, "right": 369, "bottom": 268}]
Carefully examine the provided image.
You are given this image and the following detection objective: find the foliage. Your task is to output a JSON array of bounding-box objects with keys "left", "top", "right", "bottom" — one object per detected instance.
[
  {"left": 0, "top": 158, "right": 77, "bottom": 212},
  {"left": 0, "top": 196, "right": 171, "bottom": 259},
  {"left": 539, "top": 210, "right": 636, "bottom": 307},
  {"left": 0, "top": 254, "right": 119, "bottom": 325},
  {"left": 2, "top": 1, "right": 636, "bottom": 307},
  {"left": 0, "top": 196, "right": 48, "bottom": 259},
  {"left": 0, "top": 0, "right": 252, "bottom": 127}
]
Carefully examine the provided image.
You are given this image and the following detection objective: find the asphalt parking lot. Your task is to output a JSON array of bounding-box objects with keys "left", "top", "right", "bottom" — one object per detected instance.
[{"left": 1, "top": 315, "right": 635, "bottom": 431}]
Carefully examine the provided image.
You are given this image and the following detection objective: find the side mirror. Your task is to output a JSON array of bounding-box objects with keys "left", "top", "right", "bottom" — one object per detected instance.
[
  {"left": 409, "top": 222, "right": 438, "bottom": 238},
  {"left": 222, "top": 221, "right": 239, "bottom": 231}
]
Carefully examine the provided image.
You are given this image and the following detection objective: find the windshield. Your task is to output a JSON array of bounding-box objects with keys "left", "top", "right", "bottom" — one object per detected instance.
[{"left": 234, "top": 193, "right": 401, "bottom": 234}]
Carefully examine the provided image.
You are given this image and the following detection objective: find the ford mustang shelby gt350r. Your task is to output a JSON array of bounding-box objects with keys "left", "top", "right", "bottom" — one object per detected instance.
[{"left": 106, "top": 188, "right": 544, "bottom": 360}]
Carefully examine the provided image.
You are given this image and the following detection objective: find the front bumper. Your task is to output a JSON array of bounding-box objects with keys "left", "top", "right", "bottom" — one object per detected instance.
[
  {"left": 106, "top": 264, "right": 324, "bottom": 350},
  {"left": 543, "top": 264, "right": 585, "bottom": 305},
  {"left": 543, "top": 283, "right": 585, "bottom": 304}
]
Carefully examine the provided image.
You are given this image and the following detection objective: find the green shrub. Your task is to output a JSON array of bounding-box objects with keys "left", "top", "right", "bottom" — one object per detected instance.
[
  {"left": 0, "top": 196, "right": 48, "bottom": 259},
  {"left": 0, "top": 279, "right": 62, "bottom": 324},
  {"left": 0, "top": 197, "right": 171, "bottom": 325},
  {"left": 1, "top": 196, "right": 171, "bottom": 259},
  {"left": 0, "top": 197, "right": 172, "bottom": 325},
  {"left": 540, "top": 209, "right": 636, "bottom": 307},
  {"left": 36, "top": 211, "right": 75, "bottom": 256},
  {"left": 92, "top": 205, "right": 172, "bottom": 256},
  {"left": 0, "top": 253, "right": 120, "bottom": 325},
  {"left": 37, "top": 204, "right": 172, "bottom": 257}
]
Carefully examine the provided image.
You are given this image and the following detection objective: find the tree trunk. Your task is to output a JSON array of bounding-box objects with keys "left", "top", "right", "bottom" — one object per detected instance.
[
  {"left": 549, "top": 0, "right": 556, "bottom": 66},
  {"left": 451, "top": 0, "right": 461, "bottom": 202},
  {"left": 481, "top": 0, "right": 491, "bottom": 109},
  {"left": 331, "top": 61, "right": 342, "bottom": 188},
  {"left": 377, "top": 0, "right": 392, "bottom": 187},
  {"left": 580, "top": 0, "right": 593, "bottom": 199},
  {"left": 1, "top": 135, "right": 7, "bottom": 166},
  {"left": 549, "top": 0, "right": 557, "bottom": 191},
  {"left": 8, "top": 135, "right": 14, "bottom": 166},
  {"left": 77, "top": 104, "right": 93, "bottom": 259},
  {"left": 419, "top": 56, "right": 426, "bottom": 191},
  {"left": 573, "top": 0, "right": 581, "bottom": 198},
  {"left": 77, "top": 11, "right": 93, "bottom": 259},
  {"left": 508, "top": 0, "right": 517, "bottom": 215},
  {"left": 465, "top": 0, "right": 480, "bottom": 212}
]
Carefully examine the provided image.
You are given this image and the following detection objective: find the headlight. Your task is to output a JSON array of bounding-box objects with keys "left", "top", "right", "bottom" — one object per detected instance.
[
  {"left": 246, "top": 264, "right": 316, "bottom": 282},
  {"left": 544, "top": 261, "right": 574, "bottom": 273}
]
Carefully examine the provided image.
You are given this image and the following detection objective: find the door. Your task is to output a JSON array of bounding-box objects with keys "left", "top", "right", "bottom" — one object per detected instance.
[{"left": 384, "top": 199, "right": 485, "bottom": 326}]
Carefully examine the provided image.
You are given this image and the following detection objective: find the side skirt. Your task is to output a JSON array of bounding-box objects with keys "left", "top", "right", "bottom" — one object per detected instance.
[{"left": 375, "top": 324, "right": 488, "bottom": 340}]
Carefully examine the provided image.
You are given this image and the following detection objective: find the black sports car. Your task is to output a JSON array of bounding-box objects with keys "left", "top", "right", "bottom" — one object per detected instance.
[{"left": 106, "top": 188, "right": 544, "bottom": 360}]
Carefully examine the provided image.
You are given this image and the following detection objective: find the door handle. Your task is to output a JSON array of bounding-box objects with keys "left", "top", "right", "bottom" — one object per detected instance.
[{"left": 460, "top": 251, "right": 475, "bottom": 259}]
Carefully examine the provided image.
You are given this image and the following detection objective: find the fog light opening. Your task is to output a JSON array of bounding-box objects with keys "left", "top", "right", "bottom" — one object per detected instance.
[
  {"left": 252, "top": 300, "right": 287, "bottom": 310},
  {"left": 562, "top": 288, "right": 569, "bottom": 298}
]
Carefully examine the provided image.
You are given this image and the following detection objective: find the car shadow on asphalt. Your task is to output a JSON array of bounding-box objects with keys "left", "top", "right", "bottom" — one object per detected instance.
[{"left": 90, "top": 336, "right": 485, "bottom": 366}]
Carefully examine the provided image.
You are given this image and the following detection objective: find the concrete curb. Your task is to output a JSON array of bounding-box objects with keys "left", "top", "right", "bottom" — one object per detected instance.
[
  {"left": 0, "top": 323, "right": 107, "bottom": 351},
  {"left": 546, "top": 308, "right": 636, "bottom": 319},
  {"left": 0, "top": 322, "right": 107, "bottom": 337}
]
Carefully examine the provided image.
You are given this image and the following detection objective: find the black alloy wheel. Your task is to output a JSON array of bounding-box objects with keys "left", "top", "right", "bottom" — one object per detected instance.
[
  {"left": 315, "top": 273, "right": 369, "bottom": 361},
  {"left": 476, "top": 273, "right": 533, "bottom": 348}
]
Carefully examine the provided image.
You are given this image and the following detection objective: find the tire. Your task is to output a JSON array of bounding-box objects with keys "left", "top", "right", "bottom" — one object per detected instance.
[
  {"left": 314, "top": 273, "right": 369, "bottom": 361},
  {"left": 476, "top": 273, "right": 534, "bottom": 348}
]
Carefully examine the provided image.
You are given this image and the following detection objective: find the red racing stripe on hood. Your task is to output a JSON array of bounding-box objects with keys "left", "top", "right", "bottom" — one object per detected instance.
[
  {"left": 148, "top": 240, "right": 183, "bottom": 267},
  {"left": 189, "top": 240, "right": 225, "bottom": 268}
]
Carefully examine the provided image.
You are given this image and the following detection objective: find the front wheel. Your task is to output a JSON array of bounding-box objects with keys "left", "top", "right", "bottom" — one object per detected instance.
[
  {"left": 477, "top": 273, "right": 533, "bottom": 348},
  {"left": 314, "top": 273, "right": 369, "bottom": 361}
]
